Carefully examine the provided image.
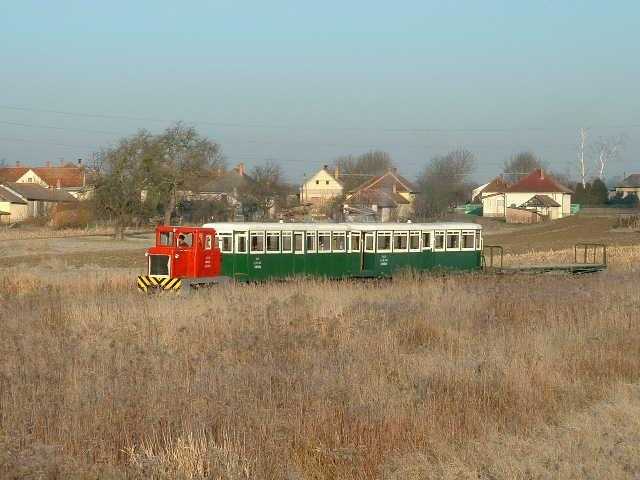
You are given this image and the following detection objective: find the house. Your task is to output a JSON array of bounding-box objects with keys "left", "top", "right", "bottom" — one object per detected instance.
[
  {"left": 481, "top": 169, "right": 572, "bottom": 221},
  {"left": 299, "top": 166, "right": 344, "bottom": 206},
  {"left": 0, "top": 182, "right": 77, "bottom": 222},
  {"left": 344, "top": 169, "right": 417, "bottom": 222},
  {"left": 615, "top": 174, "right": 640, "bottom": 198},
  {"left": 189, "top": 163, "right": 254, "bottom": 205},
  {"left": 475, "top": 176, "right": 512, "bottom": 217},
  {"left": 0, "top": 185, "right": 29, "bottom": 223},
  {"left": 0, "top": 161, "right": 91, "bottom": 199}
]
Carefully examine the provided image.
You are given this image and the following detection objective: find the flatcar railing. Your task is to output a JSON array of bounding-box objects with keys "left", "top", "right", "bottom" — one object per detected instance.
[
  {"left": 482, "top": 245, "right": 504, "bottom": 270},
  {"left": 574, "top": 243, "right": 607, "bottom": 266}
]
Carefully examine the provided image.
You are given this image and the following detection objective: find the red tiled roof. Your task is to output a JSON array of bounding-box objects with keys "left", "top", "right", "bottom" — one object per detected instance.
[
  {"left": 351, "top": 170, "right": 417, "bottom": 194},
  {"left": 0, "top": 167, "right": 30, "bottom": 183},
  {"left": 482, "top": 176, "right": 512, "bottom": 193},
  {"left": 507, "top": 169, "right": 573, "bottom": 194},
  {"left": 33, "top": 167, "right": 84, "bottom": 188}
]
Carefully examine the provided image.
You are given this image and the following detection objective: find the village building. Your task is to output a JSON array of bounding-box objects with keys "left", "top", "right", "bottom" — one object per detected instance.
[
  {"left": 614, "top": 173, "right": 640, "bottom": 198},
  {"left": 299, "top": 166, "right": 344, "bottom": 206},
  {"left": 0, "top": 182, "right": 76, "bottom": 223},
  {"left": 479, "top": 169, "right": 572, "bottom": 222},
  {"left": 0, "top": 161, "right": 91, "bottom": 199},
  {"left": 344, "top": 169, "right": 417, "bottom": 222}
]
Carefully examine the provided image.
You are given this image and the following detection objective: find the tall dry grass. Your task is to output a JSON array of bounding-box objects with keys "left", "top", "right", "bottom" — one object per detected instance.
[{"left": 1, "top": 255, "right": 640, "bottom": 478}]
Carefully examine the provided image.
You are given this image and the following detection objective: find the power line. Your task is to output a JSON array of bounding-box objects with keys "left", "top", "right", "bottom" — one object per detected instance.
[{"left": 2, "top": 104, "right": 640, "bottom": 133}]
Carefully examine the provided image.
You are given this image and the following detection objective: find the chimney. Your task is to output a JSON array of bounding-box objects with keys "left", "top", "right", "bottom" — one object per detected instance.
[
  {"left": 15, "top": 160, "right": 20, "bottom": 167},
  {"left": 77, "top": 158, "right": 82, "bottom": 165},
  {"left": 540, "top": 169, "right": 544, "bottom": 179},
  {"left": 56, "top": 178, "right": 61, "bottom": 189},
  {"left": 323, "top": 164, "right": 329, "bottom": 171},
  {"left": 334, "top": 166, "right": 340, "bottom": 180}
]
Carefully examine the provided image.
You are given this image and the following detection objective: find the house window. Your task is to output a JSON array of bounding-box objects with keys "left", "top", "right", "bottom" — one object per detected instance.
[
  {"left": 376, "top": 232, "right": 392, "bottom": 252},
  {"left": 332, "top": 232, "right": 346, "bottom": 252},
  {"left": 318, "top": 232, "right": 331, "bottom": 252},
  {"left": 282, "top": 232, "right": 293, "bottom": 253},
  {"left": 409, "top": 231, "right": 420, "bottom": 251},
  {"left": 294, "top": 233, "right": 304, "bottom": 253},
  {"left": 446, "top": 231, "right": 460, "bottom": 250},
  {"left": 250, "top": 232, "right": 264, "bottom": 253},
  {"left": 326, "top": 180, "right": 329, "bottom": 185},
  {"left": 422, "top": 232, "right": 432, "bottom": 250},
  {"left": 218, "top": 233, "right": 232, "bottom": 253},
  {"left": 434, "top": 231, "right": 445, "bottom": 251},
  {"left": 266, "top": 232, "right": 280, "bottom": 253},
  {"left": 350, "top": 232, "right": 361, "bottom": 252},
  {"left": 306, "top": 232, "right": 317, "bottom": 252},
  {"left": 393, "top": 232, "right": 408, "bottom": 251},
  {"left": 315, "top": 180, "right": 320, "bottom": 185},
  {"left": 462, "top": 231, "right": 475, "bottom": 250}
]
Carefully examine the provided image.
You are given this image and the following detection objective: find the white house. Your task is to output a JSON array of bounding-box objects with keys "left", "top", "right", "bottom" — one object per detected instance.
[
  {"left": 300, "top": 166, "right": 344, "bottom": 206},
  {"left": 475, "top": 176, "right": 512, "bottom": 217}
]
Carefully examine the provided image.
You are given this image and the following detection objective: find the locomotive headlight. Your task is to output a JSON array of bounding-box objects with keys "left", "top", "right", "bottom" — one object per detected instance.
[
  {"left": 174, "top": 254, "right": 180, "bottom": 259},
  {"left": 145, "top": 252, "right": 149, "bottom": 257}
]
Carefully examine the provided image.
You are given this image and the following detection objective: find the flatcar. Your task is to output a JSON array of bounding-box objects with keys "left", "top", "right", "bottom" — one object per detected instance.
[{"left": 137, "top": 221, "right": 483, "bottom": 292}]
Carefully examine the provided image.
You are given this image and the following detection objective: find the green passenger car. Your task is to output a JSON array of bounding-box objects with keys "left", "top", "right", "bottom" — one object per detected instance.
[{"left": 202, "top": 222, "right": 483, "bottom": 281}]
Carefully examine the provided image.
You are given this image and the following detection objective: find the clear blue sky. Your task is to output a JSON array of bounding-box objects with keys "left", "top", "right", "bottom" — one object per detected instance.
[{"left": 1, "top": 0, "right": 638, "bottom": 183}]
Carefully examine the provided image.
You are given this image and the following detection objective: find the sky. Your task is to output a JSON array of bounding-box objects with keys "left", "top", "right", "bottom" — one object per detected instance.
[{"left": 1, "top": 0, "right": 639, "bottom": 184}]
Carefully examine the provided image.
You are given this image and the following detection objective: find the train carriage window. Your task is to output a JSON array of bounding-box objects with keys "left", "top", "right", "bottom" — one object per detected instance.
[
  {"left": 205, "top": 235, "right": 213, "bottom": 250},
  {"left": 318, "top": 232, "right": 331, "bottom": 252},
  {"left": 364, "top": 233, "right": 375, "bottom": 252},
  {"left": 393, "top": 232, "right": 408, "bottom": 252},
  {"left": 434, "top": 231, "right": 445, "bottom": 251},
  {"left": 476, "top": 230, "right": 482, "bottom": 250},
  {"left": 410, "top": 231, "right": 421, "bottom": 251},
  {"left": 377, "top": 231, "right": 392, "bottom": 252},
  {"left": 294, "top": 232, "right": 304, "bottom": 253},
  {"left": 446, "top": 231, "right": 460, "bottom": 250},
  {"left": 266, "top": 232, "right": 280, "bottom": 253},
  {"left": 218, "top": 233, "right": 232, "bottom": 253},
  {"left": 462, "top": 231, "right": 475, "bottom": 250},
  {"left": 332, "top": 232, "right": 346, "bottom": 252},
  {"left": 282, "top": 232, "right": 293, "bottom": 253},
  {"left": 350, "top": 232, "right": 361, "bottom": 252},
  {"left": 159, "top": 231, "right": 173, "bottom": 246},
  {"left": 235, "top": 233, "right": 247, "bottom": 253},
  {"left": 250, "top": 232, "right": 264, "bottom": 253},
  {"left": 306, "top": 232, "right": 317, "bottom": 252},
  {"left": 422, "top": 231, "right": 432, "bottom": 250}
]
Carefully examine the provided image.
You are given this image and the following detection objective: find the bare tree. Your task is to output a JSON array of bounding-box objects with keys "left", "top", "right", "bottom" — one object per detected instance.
[
  {"left": 503, "top": 151, "right": 544, "bottom": 183},
  {"left": 333, "top": 150, "right": 393, "bottom": 191},
  {"left": 92, "top": 131, "right": 157, "bottom": 239},
  {"left": 578, "top": 127, "right": 588, "bottom": 188},
  {"left": 239, "top": 160, "right": 289, "bottom": 219},
  {"left": 415, "top": 149, "right": 476, "bottom": 219},
  {"left": 156, "top": 123, "right": 225, "bottom": 225},
  {"left": 592, "top": 135, "right": 624, "bottom": 180}
]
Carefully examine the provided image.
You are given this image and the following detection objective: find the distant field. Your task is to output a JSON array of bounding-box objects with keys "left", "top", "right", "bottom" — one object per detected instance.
[{"left": 1, "top": 219, "right": 640, "bottom": 479}]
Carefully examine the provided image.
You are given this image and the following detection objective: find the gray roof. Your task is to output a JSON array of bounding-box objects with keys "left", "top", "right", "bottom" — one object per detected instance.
[
  {"left": 0, "top": 185, "right": 27, "bottom": 204},
  {"left": 4, "top": 182, "right": 77, "bottom": 202},
  {"left": 520, "top": 194, "right": 561, "bottom": 208},
  {"left": 618, "top": 174, "right": 640, "bottom": 188}
]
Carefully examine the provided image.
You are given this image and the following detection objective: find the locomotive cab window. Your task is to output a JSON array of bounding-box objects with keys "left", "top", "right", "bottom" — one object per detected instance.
[
  {"left": 250, "top": 232, "right": 264, "bottom": 253},
  {"left": 318, "top": 232, "right": 331, "bottom": 252},
  {"left": 266, "top": 232, "right": 280, "bottom": 253},
  {"left": 393, "top": 232, "right": 408, "bottom": 252},
  {"left": 377, "top": 232, "right": 392, "bottom": 252},
  {"left": 177, "top": 232, "right": 193, "bottom": 248},
  {"left": 434, "top": 231, "right": 445, "bottom": 251},
  {"left": 446, "top": 231, "right": 460, "bottom": 250},
  {"left": 205, "top": 235, "right": 213, "bottom": 250},
  {"left": 409, "top": 231, "right": 420, "bottom": 251},
  {"left": 159, "top": 231, "right": 173, "bottom": 246},
  {"left": 462, "top": 231, "right": 475, "bottom": 250}
]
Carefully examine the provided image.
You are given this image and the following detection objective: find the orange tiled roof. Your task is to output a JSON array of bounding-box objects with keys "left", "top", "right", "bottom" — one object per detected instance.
[
  {"left": 507, "top": 169, "right": 572, "bottom": 194},
  {"left": 0, "top": 167, "right": 30, "bottom": 183},
  {"left": 32, "top": 166, "right": 84, "bottom": 188}
]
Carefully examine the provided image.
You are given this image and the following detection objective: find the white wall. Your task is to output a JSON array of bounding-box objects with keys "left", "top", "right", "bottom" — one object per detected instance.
[{"left": 301, "top": 169, "right": 343, "bottom": 204}]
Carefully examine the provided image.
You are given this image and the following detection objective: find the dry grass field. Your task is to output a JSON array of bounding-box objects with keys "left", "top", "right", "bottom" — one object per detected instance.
[{"left": 1, "top": 221, "right": 640, "bottom": 479}]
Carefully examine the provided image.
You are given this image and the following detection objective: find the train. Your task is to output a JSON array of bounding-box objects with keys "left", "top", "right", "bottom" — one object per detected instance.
[{"left": 136, "top": 221, "right": 483, "bottom": 292}]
